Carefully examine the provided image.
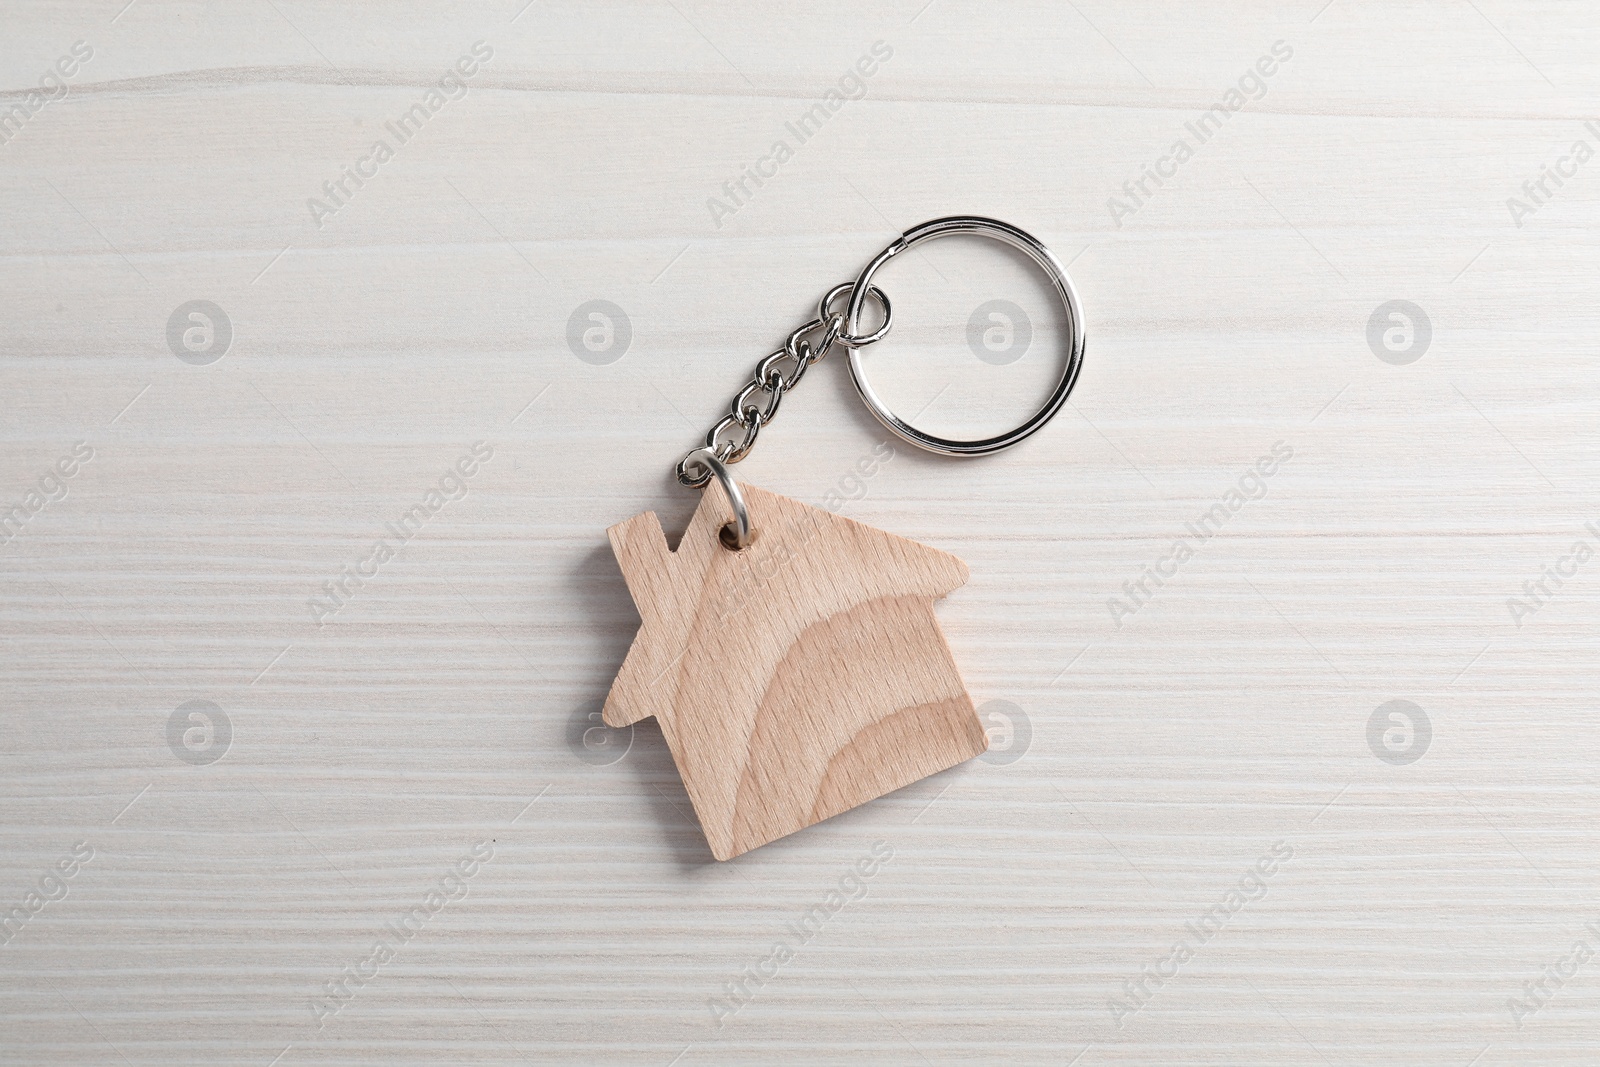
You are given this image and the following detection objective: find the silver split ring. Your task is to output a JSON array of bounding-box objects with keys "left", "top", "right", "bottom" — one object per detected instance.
[{"left": 843, "top": 216, "right": 1086, "bottom": 457}]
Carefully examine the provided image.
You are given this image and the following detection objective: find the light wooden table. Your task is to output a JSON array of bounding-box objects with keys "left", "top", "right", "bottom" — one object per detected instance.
[{"left": 3, "top": 2, "right": 1598, "bottom": 1063}]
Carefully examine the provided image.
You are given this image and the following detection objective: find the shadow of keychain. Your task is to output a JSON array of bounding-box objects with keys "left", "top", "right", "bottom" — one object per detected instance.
[{"left": 601, "top": 217, "right": 1086, "bottom": 860}]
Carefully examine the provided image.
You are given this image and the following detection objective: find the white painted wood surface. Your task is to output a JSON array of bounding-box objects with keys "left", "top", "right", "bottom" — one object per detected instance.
[{"left": 3, "top": 1, "right": 1599, "bottom": 1063}]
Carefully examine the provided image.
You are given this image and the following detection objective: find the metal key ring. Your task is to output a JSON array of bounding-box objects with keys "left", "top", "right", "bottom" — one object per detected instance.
[{"left": 843, "top": 216, "right": 1086, "bottom": 457}]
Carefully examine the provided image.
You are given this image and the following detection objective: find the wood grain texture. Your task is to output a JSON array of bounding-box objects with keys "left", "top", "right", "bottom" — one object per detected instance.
[
  {"left": 4, "top": 0, "right": 1600, "bottom": 1064},
  {"left": 604, "top": 481, "right": 986, "bottom": 859}
]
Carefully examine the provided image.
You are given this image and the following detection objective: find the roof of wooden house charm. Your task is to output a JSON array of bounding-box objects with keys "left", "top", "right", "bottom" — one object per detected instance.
[{"left": 603, "top": 481, "right": 988, "bottom": 860}]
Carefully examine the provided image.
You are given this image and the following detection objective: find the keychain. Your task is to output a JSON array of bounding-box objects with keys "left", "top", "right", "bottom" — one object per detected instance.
[{"left": 602, "top": 216, "right": 1085, "bottom": 860}]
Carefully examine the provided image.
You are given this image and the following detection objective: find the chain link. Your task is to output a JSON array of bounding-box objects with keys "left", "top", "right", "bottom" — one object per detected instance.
[{"left": 675, "top": 284, "right": 890, "bottom": 487}]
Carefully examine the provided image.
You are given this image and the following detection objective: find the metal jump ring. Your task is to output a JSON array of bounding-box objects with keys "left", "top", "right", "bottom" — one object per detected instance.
[
  {"left": 820, "top": 282, "right": 891, "bottom": 348},
  {"left": 843, "top": 216, "right": 1085, "bottom": 457},
  {"left": 699, "top": 452, "right": 755, "bottom": 551}
]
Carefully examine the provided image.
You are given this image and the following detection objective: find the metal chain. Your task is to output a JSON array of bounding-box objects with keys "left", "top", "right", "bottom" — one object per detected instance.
[{"left": 675, "top": 284, "right": 891, "bottom": 487}]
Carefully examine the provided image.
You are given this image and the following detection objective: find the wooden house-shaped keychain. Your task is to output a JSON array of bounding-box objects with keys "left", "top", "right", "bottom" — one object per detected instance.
[
  {"left": 603, "top": 482, "right": 988, "bottom": 860},
  {"left": 597, "top": 216, "right": 1084, "bottom": 860}
]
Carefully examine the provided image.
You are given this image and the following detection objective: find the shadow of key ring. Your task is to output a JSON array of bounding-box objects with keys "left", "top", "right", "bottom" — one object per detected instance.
[{"left": 842, "top": 216, "right": 1086, "bottom": 457}]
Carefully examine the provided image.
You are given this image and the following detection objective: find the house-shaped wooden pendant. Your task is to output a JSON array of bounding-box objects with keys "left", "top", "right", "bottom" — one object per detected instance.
[{"left": 603, "top": 480, "right": 988, "bottom": 860}]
